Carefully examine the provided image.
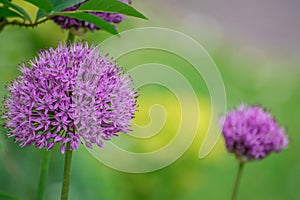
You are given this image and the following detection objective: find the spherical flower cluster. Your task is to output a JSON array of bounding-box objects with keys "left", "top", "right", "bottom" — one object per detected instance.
[
  {"left": 52, "top": 0, "right": 130, "bottom": 30},
  {"left": 3, "top": 42, "right": 137, "bottom": 153},
  {"left": 220, "top": 104, "right": 288, "bottom": 162}
]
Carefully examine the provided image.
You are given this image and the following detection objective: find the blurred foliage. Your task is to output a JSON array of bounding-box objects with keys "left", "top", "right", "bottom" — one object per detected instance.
[{"left": 0, "top": 2, "right": 300, "bottom": 200}]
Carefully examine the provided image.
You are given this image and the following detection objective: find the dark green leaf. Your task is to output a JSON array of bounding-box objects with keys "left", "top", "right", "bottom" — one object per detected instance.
[
  {"left": 0, "top": 0, "right": 31, "bottom": 21},
  {"left": 36, "top": 0, "right": 84, "bottom": 20},
  {"left": 78, "top": 0, "right": 147, "bottom": 19},
  {"left": 35, "top": 9, "right": 45, "bottom": 20},
  {"left": 0, "top": 7, "right": 23, "bottom": 18},
  {"left": 50, "top": 0, "right": 85, "bottom": 12},
  {"left": 24, "top": 0, "right": 53, "bottom": 13},
  {"left": 57, "top": 12, "right": 118, "bottom": 35}
]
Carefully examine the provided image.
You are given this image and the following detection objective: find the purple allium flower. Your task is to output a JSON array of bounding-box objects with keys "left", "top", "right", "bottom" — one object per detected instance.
[
  {"left": 220, "top": 104, "right": 288, "bottom": 162},
  {"left": 52, "top": 0, "right": 130, "bottom": 31},
  {"left": 3, "top": 42, "right": 137, "bottom": 153}
]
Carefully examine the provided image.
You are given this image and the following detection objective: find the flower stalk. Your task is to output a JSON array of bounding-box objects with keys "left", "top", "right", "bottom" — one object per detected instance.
[
  {"left": 61, "top": 142, "right": 73, "bottom": 200},
  {"left": 66, "top": 31, "right": 75, "bottom": 44},
  {"left": 231, "top": 162, "right": 244, "bottom": 200}
]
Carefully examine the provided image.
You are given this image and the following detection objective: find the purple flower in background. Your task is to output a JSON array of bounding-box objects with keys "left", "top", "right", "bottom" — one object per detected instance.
[
  {"left": 52, "top": 0, "right": 130, "bottom": 31},
  {"left": 220, "top": 104, "right": 288, "bottom": 162},
  {"left": 3, "top": 42, "right": 137, "bottom": 153}
]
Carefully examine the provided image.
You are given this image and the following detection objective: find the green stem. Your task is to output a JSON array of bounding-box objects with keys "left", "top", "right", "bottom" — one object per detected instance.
[
  {"left": 66, "top": 31, "right": 75, "bottom": 44},
  {"left": 1, "top": 11, "right": 81, "bottom": 29},
  {"left": 60, "top": 142, "right": 73, "bottom": 200},
  {"left": 37, "top": 150, "right": 51, "bottom": 200},
  {"left": 2, "top": 18, "right": 48, "bottom": 29},
  {"left": 231, "top": 162, "right": 245, "bottom": 200}
]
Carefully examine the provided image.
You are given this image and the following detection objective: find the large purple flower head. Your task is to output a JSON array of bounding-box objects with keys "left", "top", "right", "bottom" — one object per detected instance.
[
  {"left": 52, "top": 0, "right": 130, "bottom": 31},
  {"left": 3, "top": 42, "right": 137, "bottom": 153},
  {"left": 220, "top": 104, "right": 288, "bottom": 162}
]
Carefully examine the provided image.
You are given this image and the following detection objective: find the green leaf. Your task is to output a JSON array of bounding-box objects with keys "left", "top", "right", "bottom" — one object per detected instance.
[
  {"left": 35, "top": 9, "right": 45, "bottom": 20},
  {"left": 24, "top": 0, "right": 53, "bottom": 13},
  {"left": 0, "top": 0, "right": 31, "bottom": 21},
  {"left": 57, "top": 12, "right": 118, "bottom": 35},
  {"left": 50, "top": 0, "right": 85, "bottom": 12},
  {"left": 0, "top": 7, "right": 23, "bottom": 18},
  {"left": 36, "top": 0, "right": 84, "bottom": 20},
  {"left": 78, "top": 0, "right": 147, "bottom": 19}
]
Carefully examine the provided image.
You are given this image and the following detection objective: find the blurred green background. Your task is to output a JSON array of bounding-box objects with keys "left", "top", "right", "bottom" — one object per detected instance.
[{"left": 0, "top": 0, "right": 300, "bottom": 200}]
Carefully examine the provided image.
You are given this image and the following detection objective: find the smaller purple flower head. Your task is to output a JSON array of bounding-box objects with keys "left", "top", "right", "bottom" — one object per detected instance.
[
  {"left": 220, "top": 104, "right": 288, "bottom": 162},
  {"left": 52, "top": 0, "right": 130, "bottom": 32},
  {"left": 2, "top": 42, "right": 137, "bottom": 153}
]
